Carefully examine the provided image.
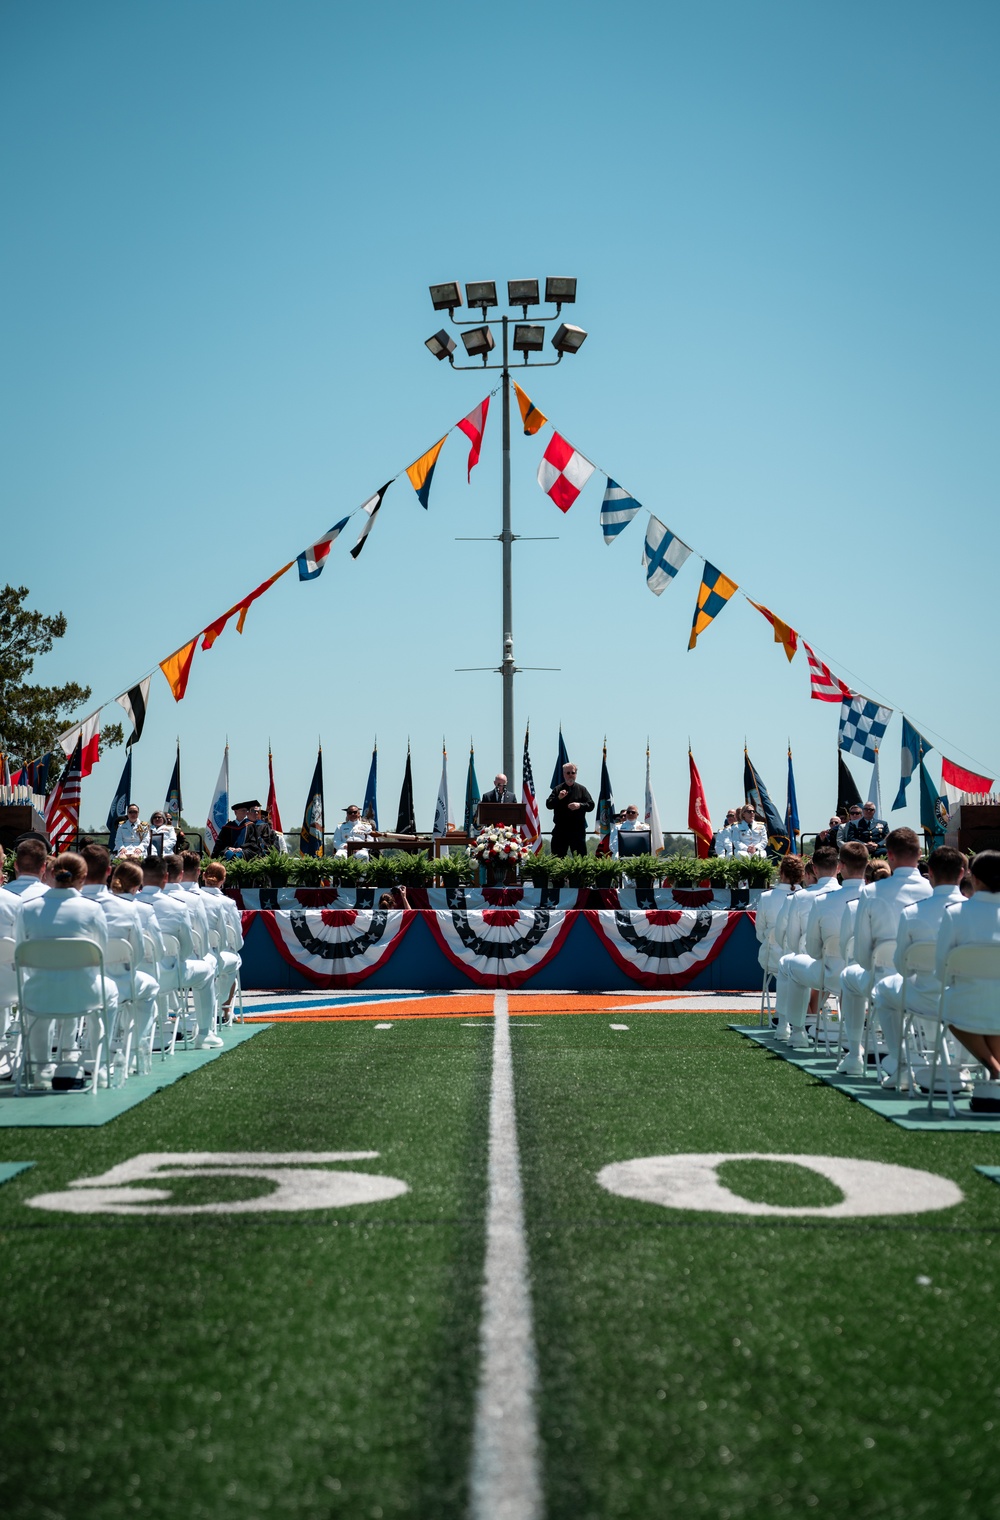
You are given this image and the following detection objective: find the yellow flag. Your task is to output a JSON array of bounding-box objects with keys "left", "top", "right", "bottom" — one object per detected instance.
[
  {"left": 159, "top": 637, "right": 198, "bottom": 702},
  {"left": 512, "top": 380, "right": 547, "bottom": 436},
  {"left": 748, "top": 599, "right": 798, "bottom": 662},
  {"left": 405, "top": 436, "right": 447, "bottom": 508},
  {"left": 688, "top": 563, "right": 739, "bottom": 650}
]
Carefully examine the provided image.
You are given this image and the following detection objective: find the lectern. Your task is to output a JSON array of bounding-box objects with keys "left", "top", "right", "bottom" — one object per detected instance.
[{"left": 475, "top": 801, "right": 526, "bottom": 830}]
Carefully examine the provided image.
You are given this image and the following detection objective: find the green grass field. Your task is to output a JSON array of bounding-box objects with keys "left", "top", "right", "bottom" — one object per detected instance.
[{"left": 1, "top": 1010, "right": 998, "bottom": 1518}]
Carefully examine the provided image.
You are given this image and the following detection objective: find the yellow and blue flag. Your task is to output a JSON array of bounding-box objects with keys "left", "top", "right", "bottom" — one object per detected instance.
[
  {"left": 512, "top": 380, "right": 547, "bottom": 436},
  {"left": 405, "top": 436, "right": 447, "bottom": 510},
  {"left": 688, "top": 563, "right": 738, "bottom": 650}
]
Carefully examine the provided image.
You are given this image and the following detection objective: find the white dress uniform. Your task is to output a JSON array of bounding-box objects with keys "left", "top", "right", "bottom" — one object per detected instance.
[
  {"left": 935, "top": 891, "right": 1000, "bottom": 1035},
  {"left": 151, "top": 825, "right": 178, "bottom": 856},
  {"left": 714, "top": 827, "right": 735, "bottom": 859},
  {"left": 0, "top": 886, "right": 19, "bottom": 1015},
  {"left": 781, "top": 880, "right": 866, "bottom": 1042},
  {"left": 136, "top": 885, "right": 216, "bottom": 1044},
  {"left": 182, "top": 881, "right": 241, "bottom": 1005},
  {"left": 837, "top": 867, "right": 933, "bottom": 1072},
  {"left": 772, "top": 879, "right": 836, "bottom": 1031},
  {"left": 15, "top": 888, "right": 119, "bottom": 1071},
  {"left": 754, "top": 883, "right": 793, "bottom": 973},
  {"left": 4, "top": 874, "right": 48, "bottom": 904},
  {"left": 202, "top": 884, "right": 244, "bottom": 952},
  {"left": 732, "top": 821, "right": 768, "bottom": 858},
  {"left": 82, "top": 884, "right": 160, "bottom": 1054},
  {"left": 866, "top": 884, "right": 964, "bottom": 1081},
  {"left": 331, "top": 819, "right": 374, "bottom": 859},
  {"left": 113, "top": 820, "right": 147, "bottom": 853}
]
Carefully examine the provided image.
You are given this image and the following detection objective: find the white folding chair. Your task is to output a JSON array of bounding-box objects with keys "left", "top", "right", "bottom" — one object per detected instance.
[
  {"left": 0, "top": 937, "right": 20, "bottom": 1076},
  {"left": 14, "top": 939, "right": 109, "bottom": 1095},
  {"left": 862, "top": 940, "right": 898, "bottom": 1081},
  {"left": 928, "top": 943, "right": 1000, "bottom": 1118},
  {"left": 104, "top": 936, "right": 138, "bottom": 1079},
  {"left": 758, "top": 946, "right": 778, "bottom": 1028},
  {"left": 153, "top": 933, "right": 187, "bottom": 1057},
  {"left": 894, "top": 940, "right": 937, "bottom": 1096}
]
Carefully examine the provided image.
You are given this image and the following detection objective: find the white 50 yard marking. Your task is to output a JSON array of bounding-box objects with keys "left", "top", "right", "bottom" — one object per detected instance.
[{"left": 469, "top": 991, "right": 542, "bottom": 1520}]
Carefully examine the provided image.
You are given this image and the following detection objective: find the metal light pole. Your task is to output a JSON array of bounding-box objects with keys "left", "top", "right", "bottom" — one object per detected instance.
[{"left": 425, "top": 280, "right": 587, "bottom": 781}]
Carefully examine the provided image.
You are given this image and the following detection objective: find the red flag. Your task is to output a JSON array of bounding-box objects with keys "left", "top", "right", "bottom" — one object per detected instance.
[
  {"left": 803, "top": 643, "right": 852, "bottom": 703},
  {"left": 267, "top": 747, "right": 283, "bottom": 834},
  {"left": 202, "top": 562, "right": 295, "bottom": 650},
  {"left": 457, "top": 397, "right": 490, "bottom": 481},
  {"left": 748, "top": 600, "right": 798, "bottom": 662},
  {"left": 941, "top": 756, "right": 994, "bottom": 812},
  {"left": 688, "top": 749, "right": 713, "bottom": 860},
  {"left": 57, "top": 710, "right": 101, "bottom": 778},
  {"left": 537, "top": 431, "right": 596, "bottom": 512}
]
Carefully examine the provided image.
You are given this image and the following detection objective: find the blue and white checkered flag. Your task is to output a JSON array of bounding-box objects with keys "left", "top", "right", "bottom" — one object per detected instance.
[
  {"left": 839, "top": 695, "right": 893, "bottom": 763},
  {"left": 642, "top": 515, "right": 691, "bottom": 596},
  {"left": 600, "top": 479, "right": 641, "bottom": 543}
]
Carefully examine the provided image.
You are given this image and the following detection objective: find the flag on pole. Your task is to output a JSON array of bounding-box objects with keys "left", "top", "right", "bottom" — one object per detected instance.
[
  {"left": 537, "top": 432, "right": 595, "bottom": 512},
  {"left": 550, "top": 727, "right": 570, "bottom": 790},
  {"left": 804, "top": 643, "right": 852, "bottom": 703},
  {"left": 785, "top": 746, "right": 801, "bottom": 852},
  {"left": 396, "top": 745, "right": 416, "bottom": 835},
  {"left": 406, "top": 437, "right": 447, "bottom": 509},
  {"left": 297, "top": 516, "right": 350, "bottom": 581},
  {"left": 57, "top": 709, "right": 101, "bottom": 778},
  {"left": 837, "top": 752, "right": 863, "bottom": 817},
  {"left": 300, "top": 748, "right": 324, "bottom": 857},
  {"left": 521, "top": 724, "right": 541, "bottom": 853},
  {"left": 743, "top": 750, "right": 790, "bottom": 857},
  {"left": 24, "top": 754, "right": 54, "bottom": 797},
  {"left": 645, "top": 745, "right": 664, "bottom": 857},
  {"left": 601, "top": 480, "right": 642, "bottom": 544},
  {"left": 116, "top": 677, "right": 150, "bottom": 748},
  {"left": 165, "top": 743, "right": 182, "bottom": 818},
  {"left": 512, "top": 380, "right": 546, "bottom": 436},
  {"left": 266, "top": 747, "right": 283, "bottom": 835},
  {"left": 596, "top": 742, "right": 616, "bottom": 856},
  {"left": 105, "top": 751, "right": 132, "bottom": 849},
  {"left": 868, "top": 747, "right": 883, "bottom": 815},
  {"left": 748, "top": 600, "right": 799, "bottom": 662},
  {"left": 464, "top": 744, "right": 481, "bottom": 835},
  {"left": 458, "top": 397, "right": 490, "bottom": 481},
  {"left": 643, "top": 516, "right": 691, "bottom": 594},
  {"left": 0, "top": 755, "right": 8, "bottom": 787},
  {"left": 839, "top": 694, "right": 893, "bottom": 763},
  {"left": 688, "top": 749, "right": 713, "bottom": 860},
  {"left": 941, "top": 756, "right": 994, "bottom": 814},
  {"left": 688, "top": 563, "right": 739, "bottom": 649},
  {"left": 363, "top": 742, "right": 379, "bottom": 829},
  {"left": 433, "top": 741, "right": 452, "bottom": 839},
  {"left": 349, "top": 482, "right": 391, "bottom": 560},
  {"left": 206, "top": 746, "right": 230, "bottom": 855},
  {"left": 45, "top": 739, "right": 82, "bottom": 851},
  {"left": 920, "top": 760, "right": 949, "bottom": 847},
  {"left": 160, "top": 638, "right": 198, "bottom": 702},
  {"left": 892, "top": 718, "right": 932, "bottom": 811}
]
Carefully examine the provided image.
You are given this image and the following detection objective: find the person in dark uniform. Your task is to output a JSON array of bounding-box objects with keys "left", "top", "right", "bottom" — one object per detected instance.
[
  {"left": 480, "top": 773, "right": 516, "bottom": 804},
  {"left": 212, "top": 802, "right": 252, "bottom": 859},
  {"left": 546, "top": 762, "right": 595, "bottom": 857},
  {"left": 845, "top": 801, "right": 890, "bottom": 857}
]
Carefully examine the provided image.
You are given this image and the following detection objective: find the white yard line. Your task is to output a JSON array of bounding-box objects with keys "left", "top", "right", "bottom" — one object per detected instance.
[{"left": 468, "top": 990, "right": 543, "bottom": 1520}]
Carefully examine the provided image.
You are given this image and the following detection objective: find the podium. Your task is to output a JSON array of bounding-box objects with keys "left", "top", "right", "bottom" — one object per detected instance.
[
  {"left": 0, "top": 805, "right": 48, "bottom": 852},
  {"left": 946, "top": 804, "right": 1000, "bottom": 855},
  {"left": 475, "top": 801, "right": 526, "bottom": 830}
]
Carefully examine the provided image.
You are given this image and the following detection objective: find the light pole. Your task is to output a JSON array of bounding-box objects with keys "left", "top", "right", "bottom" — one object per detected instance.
[{"left": 425, "top": 279, "right": 588, "bottom": 782}]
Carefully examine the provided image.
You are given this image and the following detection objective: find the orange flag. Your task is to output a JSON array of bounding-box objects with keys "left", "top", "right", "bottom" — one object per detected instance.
[
  {"left": 748, "top": 599, "right": 798, "bottom": 662},
  {"left": 512, "top": 380, "right": 547, "bottom": 436},
  {"left": 159, "top": 638, "right": 198, "bottom": 702},
  {"left": 201, "top": 563, "right": 295, "bottom": 650}
]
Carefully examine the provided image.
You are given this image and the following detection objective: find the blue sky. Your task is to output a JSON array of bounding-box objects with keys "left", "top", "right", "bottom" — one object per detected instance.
[{"left": 3, "top": 1, "right": 998, "bottom": 835}]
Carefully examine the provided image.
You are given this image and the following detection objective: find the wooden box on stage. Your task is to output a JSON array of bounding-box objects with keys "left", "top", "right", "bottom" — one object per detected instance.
[
  {"left": 946, "top": 804, "right": 1000, "bottom": 855},
  {"left": 476, "top": 801, "right": 526, "bottom": 829},
  {"left": 0, "top": 805, "right": 48, "bottom": 852}
]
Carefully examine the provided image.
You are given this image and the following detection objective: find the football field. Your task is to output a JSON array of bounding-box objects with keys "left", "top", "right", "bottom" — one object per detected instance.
[{"left": 1, "top": 996, "right": 998, "bottom": 1519}]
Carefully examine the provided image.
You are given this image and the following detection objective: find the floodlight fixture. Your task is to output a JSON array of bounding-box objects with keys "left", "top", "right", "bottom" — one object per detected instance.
[
  {"left": 466, "top": 280, "right": 498, "bottom": 311},
  {"left": 551, "top": 322, "right": 588, "bottom": 355},
  {"left": 461, "top": 325, "right": 496, "bottom": 360},
  {"left": 508, "top": 278, "right": 539, "bottom": 311},
  {"left": 425, "top": 329, "right": 457, "bottom": 361},
  {"left": 513, "top": 324, "right": 545, "bottom": 354},
  {"left": 429, "top": 281, "right": 463, "bottom": 312},
  {"left": 544, "top": 276, "right": 577, "bottom": 307}
]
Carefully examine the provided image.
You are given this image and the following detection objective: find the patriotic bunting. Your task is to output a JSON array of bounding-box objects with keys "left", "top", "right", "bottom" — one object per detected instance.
[
  {"left": 748, "top": 600, "right": 798, "bottom": 662},
  {"left": 585, "top": 909, "right": 742, "bottom": 989},
  {"left": 160, "top": 638, "right": 198, "bottom": 702},
  {"left": 115, "top": 678, "right": 150, "bottom": 748},
  {"left": 202, "top": 563, "right": 295, "bottom": 648},
  {"left": 458, "top": 397, "right": 490, "bottom": 481},
  {"left": 298, "top": 516, "right": 350, "bottom": 581},
  {"left": 688, "top": 563, "right": 738, "bottom": 649},
  {"left": 839, "top": 695, "right": 893, "bottom": 764},
  {"left": 601, "top": 480, "right": 641, "bottom": 543},
  {"left": 350, "top": 483, "right": 390, "bottom": 560},
  {"left": 426, "top": 906, "right": 573, "bottom": 989},
  {"left": 804, "top": 643, "right": 852, "bottom": 703},
  {"left": 512, "top": 380, "right": 546, "bottom": 436},
  {"left": 643, "top": 516, "right": 691, "bottom": 595},
  {"left": 537, "top": 432, "right": 595, "bottom": 512},
  {"left": 406, "top": 436, "right": 447, "bottom": 509},
  {"left": 259, "top": 907, "right": 415, "bottom": 986}
]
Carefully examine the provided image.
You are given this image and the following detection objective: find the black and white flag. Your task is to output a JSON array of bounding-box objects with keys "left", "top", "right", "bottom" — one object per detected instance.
[
  {"left": 115, "top": 677, "right": 151, "bottom": 748},
  {"left": 349, "top": 482, "right": 391, "bottom": 560}
]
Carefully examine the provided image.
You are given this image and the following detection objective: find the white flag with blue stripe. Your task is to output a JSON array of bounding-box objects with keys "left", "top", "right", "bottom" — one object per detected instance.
[
  {"left": 600, "top": 479, "right": 641, "bottom": 543},
  {"left": 642, "top": 515, "right": 691, "bottom": 596}
]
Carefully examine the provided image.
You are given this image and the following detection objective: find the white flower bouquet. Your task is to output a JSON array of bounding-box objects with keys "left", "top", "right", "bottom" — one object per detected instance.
[{"left": 469, "top": 824, "right": 528, "bottom": 865}]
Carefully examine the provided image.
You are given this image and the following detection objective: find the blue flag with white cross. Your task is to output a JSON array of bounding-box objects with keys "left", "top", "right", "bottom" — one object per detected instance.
[{"left": 642, "top": 516, "right": 692, "bottom": 596}]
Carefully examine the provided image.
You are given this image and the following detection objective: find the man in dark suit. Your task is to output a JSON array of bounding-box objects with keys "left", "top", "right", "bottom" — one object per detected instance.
[
  {"left": 546, "top": 762, "right": 595, "bottom": 857},
  {"left": 480, "top": 773, "right": 515, "bottom": 805}
]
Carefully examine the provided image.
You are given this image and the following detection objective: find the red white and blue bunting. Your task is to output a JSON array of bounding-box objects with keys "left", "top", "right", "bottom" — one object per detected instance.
[
  {"left": 426, "top": 906, "right": 572, "bottom": 988},
  {"left": 258, "top": 907, "right": 414, "bottom": 985},
  {"left": 585, "top": 908, "right": 741, "bottom": 988}
]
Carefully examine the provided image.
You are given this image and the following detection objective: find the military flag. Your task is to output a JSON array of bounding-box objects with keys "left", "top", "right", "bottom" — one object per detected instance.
[
  {"left": 464, "top": 744, "right": 481, "bottom": 835},
  {"left": 688, "top": 749, "right": 713, "bottom": 859},
  {"left": 785, "top": 746, "right": 801, "bottom": 852},
  {"left": 920, "top": 760, "right": 949, "bottom": 848},
  {"left": 165, "top": 743, "right": 182, "bottom": 818},
  {"left": 266, "top": 747, "right": 283, "bottom": 835},
  {"left": 688, "top": 563, "right": 738, "bottom": 650},
  {"left": 550, "top": 727, "right": 570, "bottom": 790},
  {"left": 299, "top": 748, "right": 324, "bottom": 857},
  {"left": 396, "top": 746, "right": 416, "bottom": 835},
  {"left": 362, "top": 742, "right": 379, "bottom": 828},
  {"left": 743, "top": 750, "right": 790, "bottom": 857},
  {"left": 596, "top": 742, "right": 616, "bottom": 856},
  {"left": 44, "top": 739, "right": 82, "bottom": 851},
  {"left": 837, "top": 752, "right": 863, "bottom": 817},
  {"left": 433, "top": 741, "right": 452, "bottom": 839},
  {"left": 105, "top": 751, "right": 132, "bottom": 849}
]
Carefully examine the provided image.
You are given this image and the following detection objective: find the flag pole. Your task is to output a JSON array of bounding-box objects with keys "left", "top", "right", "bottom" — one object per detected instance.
[{"left": 500, "top": 317, "right": 515, "bottom": 782}]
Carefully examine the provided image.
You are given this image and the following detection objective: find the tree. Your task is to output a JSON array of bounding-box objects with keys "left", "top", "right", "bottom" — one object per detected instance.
[{"left": 0, "top": 584, "right": 122, "bottom": 774}]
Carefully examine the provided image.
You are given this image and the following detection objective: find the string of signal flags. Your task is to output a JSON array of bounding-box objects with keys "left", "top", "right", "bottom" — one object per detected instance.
[{"left": 38, "top": 374, "right": 993, "bottom": 817}]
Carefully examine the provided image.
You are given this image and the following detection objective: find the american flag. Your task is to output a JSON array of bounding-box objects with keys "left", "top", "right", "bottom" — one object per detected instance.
[
  {"left": 803, "top": 642, "right": 852, "bottom": 703},
  {"left": 521, "top": 725, "right": 542, "bottom": 854},
  {"left": 44, "top": 740, "right": 83, "bottom": 850}
]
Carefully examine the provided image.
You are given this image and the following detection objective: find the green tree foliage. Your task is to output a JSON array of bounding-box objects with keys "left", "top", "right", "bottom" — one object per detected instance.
[{"left": 0, "top": 585, "right": 122, "bottom": 774}]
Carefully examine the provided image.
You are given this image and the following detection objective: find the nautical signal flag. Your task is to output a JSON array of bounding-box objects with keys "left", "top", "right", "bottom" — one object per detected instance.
[
  {"left": 748, "top": 600, "right": 798, "bottom": 662},
  {"left": 115, "top": 677, "right": 150, "bottom": 748},
  {"left": 839, "top": 694, "right": 892, "bottom": 764},
  {"left": 804, "top": 643, "right": 852, "bottom": 703},
  {"left": 405, "top": 436, "right": 447, "bottom": 509},
  {"left": 941, "top": 756, "right": 994, "bottom": 812},
  {"left": 601, "top": 481, "right": 642, "bottom": 544},
  {"left": 688, "top": 563, "right": 738, "bottom": 649},
  {"left": 642, "top": 516, "right": 691, "bottom": 595},
  {"left": 350, "top": 482, "right": 392, "bottom": 560},
  {"left": 892, "top": 717, "right": 931, "bottom": 811},
  {"left": 57, "top": 709, "right": 101, "bottom": 777},
  {"left": 458, "top": 397, "right": 490, "bottom": 481},
  {"left": 537, "top": 432, "right": 595, "bottom": 512},
  {"left": 512, "top": 381, "right": 547, "bottom": 436},
  {"left": 298, "top": 516, "right": 350, "bottom": 581}
]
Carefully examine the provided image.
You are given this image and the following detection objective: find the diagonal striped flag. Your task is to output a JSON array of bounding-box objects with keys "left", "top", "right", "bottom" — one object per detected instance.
[
  {"left": 458, "top": 398, "right": 490, "bottom": 481},
  {"left": 642, "top": 516, "right": 691, "bottom": 594},
  {"left": 298, "top": 516, "right": 350, "bottom": 581},
  {"left": 406, "top": 437, "right": 447, "bottom": 510},
  {"left": 350, "top": 483, "right": 391, "bottom": 560},
  {"left": 601, "top": 480, "right": 642, "bottom": 544},
  {"left": 115, "top": 677, "right": 151, "bottom": 748},
  {"left": 512, "top": 381, "right": 546, "bottom": 436},
  {"left": 688, "top": 562, "right": 738, "bottom": 648},
  {"left": 803, "top": 643, "right": 852, "bottom": 703}
]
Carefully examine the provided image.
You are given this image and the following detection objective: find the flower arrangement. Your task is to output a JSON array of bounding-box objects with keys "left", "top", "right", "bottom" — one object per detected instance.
[
  {"left": 114, "top": 845, "right": 147, "bottom": 862},
  {"left": 469, "top": 825, "right": 529, "bottom": 865}
]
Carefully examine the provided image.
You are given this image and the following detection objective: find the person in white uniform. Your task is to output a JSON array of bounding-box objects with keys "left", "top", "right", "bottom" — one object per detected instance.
[
  {"left": 136, "top": 855, "right": 216, "bottom": 1048},
  {"left": 780, "top": 842, "right": 869, "bottom": 1048},
  {"left": 0, "top": 851, "right": 20, "bottom": 1059},
  {"left": 5, "top": 837, "right": 50, "bottom": 904},
  {"left": 772, "top": 848, "right": 839, "bottom": 1039},
  {"left": 80, "top": 844, "right": 160, "bottom": 1066},
  {"left": 113, "top": 804, "right": 148, "bottom": 855},
  {"left": 837, "top": 827, "right": 932, "bottom": 1076},
  {"left": 179, "top": 851, "right": 239, "bottom": 1035},
  {"left": 201, "top": 861, "right": 244, "bottom": 1021},
  {"left": 714, "top": 810, "right": 738, "bottom": 858},
  {"left": 164, "top": 854, "right": 222, "bottom": 1048},
  {"left": 732, "top": 806, "right": 767, "bottom": 859},
  {"left": 755, "top": 854, "right": 805, "bottom": 979},
  {"left": 868, "top": 845, "right": 966, "bottom": 1089},
  {"left": 331, "top": 804, "right": 374, "bottom": 860},
  {"left": 15, "top": 852, "right": 119, "bottom": 1087},
  {"left": 935, "top": 849, "right": 1000, "bottom": 1081}
]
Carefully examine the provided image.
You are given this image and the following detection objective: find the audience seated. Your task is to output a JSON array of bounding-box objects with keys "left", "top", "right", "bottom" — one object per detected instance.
[
  {"left": 755, "top": 855, "right": 805, "bottom": 981},
  {"left": 80, "top": 844, "right": 160, "bottom": 1072},
  {"left": 5, "top": 838, "right": 49, "bottom": 903},
  {"left": 772, "top": 848, "right": 839, "bottom": 1040},
  {"left": 935, "top": 849, "right": 1000, "bottom": 1086},
  {"left": 779, "top": 842, "right": 868, "bottom": 1048},
  {"left": 865, "top": 860, "right": 891, "bottom": 884},
  {"left": 200, "top": 861, "right": 243, "bottom": 1022},
  {"left": 179, "top": 851, "right": 239, "bottom": 1034},
  {"left": 136, "top": 855, "right": 217, "bottom": 1048}
]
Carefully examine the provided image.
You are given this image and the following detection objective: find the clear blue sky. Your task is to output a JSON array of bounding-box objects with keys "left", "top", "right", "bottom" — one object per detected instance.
[{"left": 3, "top": 0, "right": 998, "bottom": 836}]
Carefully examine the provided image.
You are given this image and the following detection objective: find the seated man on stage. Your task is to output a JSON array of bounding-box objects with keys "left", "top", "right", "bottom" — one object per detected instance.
[
  {"left": 780, "top": 841, "right": 868, "bottom": 1048},
  {"left": 213, "top": 801, "right": 272, "bottom": 860},
  {"left": 332, "top": 804, "right": 374, "bottom": 859},
  {"left": 714, "top": 810, "right": 738, "bottom": 857},
  {"left": 844, "top": 800, "right": 890, "bottom": 856},
  {"left": 546, "top": 762, "right": 595, "bottom": 858}
]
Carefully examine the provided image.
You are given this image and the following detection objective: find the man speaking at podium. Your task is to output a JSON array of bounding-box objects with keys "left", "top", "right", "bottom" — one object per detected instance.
[{"left": 481, "top": 773, "right": 515, "bottom": 805}]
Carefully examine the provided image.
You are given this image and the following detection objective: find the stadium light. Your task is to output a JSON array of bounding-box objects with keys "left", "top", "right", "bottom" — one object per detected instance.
[
  {"left": 460, "top": 326, "right": 496, "bottom": 360},
  {"left": 513, "top": 324, "right": 545, "bottom": 354},
  {"left": 551, "top": 322, "right": 587, "bottom": 355},
  {"left": 508, "top": 278, "right": 539, "bottom": 312},
  {"left": 429, "top": 282, "right": 462, "bottom": 312},
  {"left": 465, "top": 281, "right": 498, "bottom": 311},
  {"left": 544, "top": 276, "right": 577, "bottom": 307},
  {"left": 425, "top": 330, "right": 457, "bottom": 361}
]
